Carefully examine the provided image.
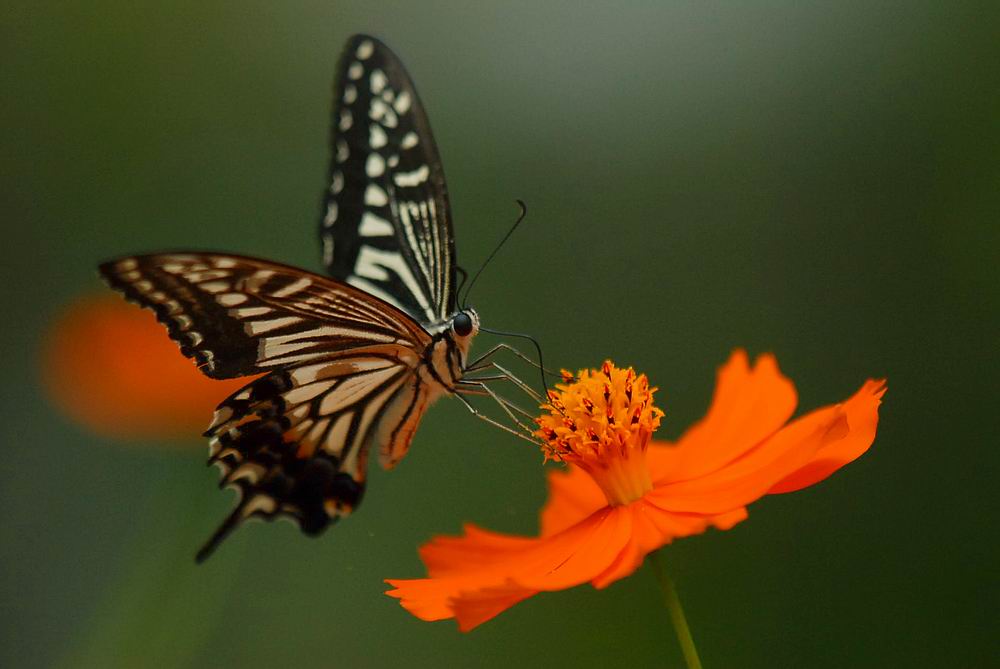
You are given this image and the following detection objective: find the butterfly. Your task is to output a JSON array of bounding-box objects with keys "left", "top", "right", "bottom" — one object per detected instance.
[{"left": 100, "top": 35, "right": 512, "bottom": 562}]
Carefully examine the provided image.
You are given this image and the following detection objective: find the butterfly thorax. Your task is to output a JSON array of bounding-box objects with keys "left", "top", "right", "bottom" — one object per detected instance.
[{"left": 418, "top": 308, "right": 479, "bottom": 395}]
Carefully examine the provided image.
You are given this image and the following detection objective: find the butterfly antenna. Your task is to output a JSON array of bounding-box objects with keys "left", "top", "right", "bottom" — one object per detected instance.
[
  {"left": 479, "top": 326, "right": 552, "bottom": 398},
  {"left": 455, "top": 266, "right": 469, "bottom": 309},
  {"left": 461, "top": 200, "right": 528, "bottom": 307},
  {"left": 195, "top": 502, "right": 247, "bottom": 564}
]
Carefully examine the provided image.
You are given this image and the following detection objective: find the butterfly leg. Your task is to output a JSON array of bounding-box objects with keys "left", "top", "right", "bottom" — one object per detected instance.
[
  {"left": 472, "top": 362, "right": 572, "bottom": 420},
  {"left": 457, "top": 377, "right": 537, "bottom": 436},
  {"left": 458, "top": 375, "right": 534, "bottom": 417},
  {"left": 453, "top": 390, "right": 539, "bottom": 445},
  {"left": 461, "top": 361, "right": 549, "bottom": 438},
  {"left": 465, "top": 342, "right": 560, "bottom": 377},
  {"left": 467, "top": 361, "right": 543, "bottom": 404},
  {"left": 459, "top": 379, "right": 538, "bottom": 425}
]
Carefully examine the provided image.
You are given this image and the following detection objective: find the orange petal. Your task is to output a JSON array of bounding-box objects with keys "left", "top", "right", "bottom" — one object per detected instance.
[
  {"left": 590, "top": 500, "right": 677, "bottom": 588},
  {"left": 386, "top": 507, "right": 634, "bottom": 631},
  {"left": 449, "top": 583, "right": 538, "bottom": 632},
  {"left": 41, "top": 294, "right": 250, "bottom": 441},
  {"left": 710, "top": 507, "right": 749, "bottom": 530},
  {"left": 767, "top": 380, "right": 886, "bottom": 494},
  {"left": 538, "top": 465, "right": 606, "bottom": 537},
  {"left": 512, "top": 506, "right": 632, "bottom": 591},
  {"left": 384, "top": 575, "right": 477, "bottom": 622},
  {"left": 648, "top": 350, "right": 797, "bottom": 484},
  {"left": 419, "top": 524, "right": 540, "bottom": 578},
  {"left": 650, "top": 380, "right": 877, "bottom": 515}
]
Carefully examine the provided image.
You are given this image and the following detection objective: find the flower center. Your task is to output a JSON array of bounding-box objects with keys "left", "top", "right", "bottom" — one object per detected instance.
[{"left": 535, "top": 361, "right": 663, "bottom": 506}]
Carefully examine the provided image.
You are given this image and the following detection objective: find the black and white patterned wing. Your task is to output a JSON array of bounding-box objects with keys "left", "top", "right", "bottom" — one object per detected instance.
[
  {"left": 99, "top": 253, "right": 430, "bottom": 379},
  {"left": 199, "top": 348, "right": 434, "bottom": 562},
  {"left": 320, "top": 34, "right": 455, "bottom": 327},
  {"left": 99, "top": 253, "right": 435, "bottom": 560}
]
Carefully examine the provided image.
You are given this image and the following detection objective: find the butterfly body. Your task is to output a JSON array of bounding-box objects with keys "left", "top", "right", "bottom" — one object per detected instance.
[{"left": 99, "top": 35, "right": 490, "bottom": 561}]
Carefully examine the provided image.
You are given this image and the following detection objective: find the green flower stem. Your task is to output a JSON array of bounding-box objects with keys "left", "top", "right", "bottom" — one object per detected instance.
[{"left": 648, "top": 549, "right": 703, "bottom": 669}]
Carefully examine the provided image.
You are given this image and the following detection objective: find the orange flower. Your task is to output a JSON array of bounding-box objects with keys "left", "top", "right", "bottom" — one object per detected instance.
[
  {"left": 42, "top": 294, "right": 249, "bottom": 441},
  {"left": 385, "top": 351, "right": 885, "bottom": 631}
]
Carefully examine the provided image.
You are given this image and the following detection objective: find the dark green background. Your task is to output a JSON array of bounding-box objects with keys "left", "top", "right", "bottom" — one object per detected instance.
[{"left": 2, "top": 2, "right": 997, "bottom": 667}]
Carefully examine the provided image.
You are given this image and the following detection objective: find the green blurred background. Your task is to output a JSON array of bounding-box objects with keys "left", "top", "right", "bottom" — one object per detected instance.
[{"left": 2, "top": 2, "right": 997, "bottom": 667}]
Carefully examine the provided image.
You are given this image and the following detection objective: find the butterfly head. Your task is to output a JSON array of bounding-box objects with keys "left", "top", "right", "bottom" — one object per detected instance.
[{"left": 450, "top": 308, "right": 480, "bottom": 340}]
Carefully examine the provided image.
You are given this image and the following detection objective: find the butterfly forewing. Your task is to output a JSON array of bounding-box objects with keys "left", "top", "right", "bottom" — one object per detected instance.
[
  {"left": 99, "top": 253, "right": 438, "bottom": 560},
  {"left": 321, "top": 35, "right": 455, "bottom": 327},
  {"left": 99, "top": 253, "right": 429, "bottom": 378}
]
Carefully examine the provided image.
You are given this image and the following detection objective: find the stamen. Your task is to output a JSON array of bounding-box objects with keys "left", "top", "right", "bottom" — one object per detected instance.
[{"left": 534, "top": 361, "right": 664, "bottom": 506}]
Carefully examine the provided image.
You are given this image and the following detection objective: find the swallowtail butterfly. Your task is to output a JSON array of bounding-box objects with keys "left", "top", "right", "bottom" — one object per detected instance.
[{"left": 100, "top": 35, "right": 505, "bottom": 562}]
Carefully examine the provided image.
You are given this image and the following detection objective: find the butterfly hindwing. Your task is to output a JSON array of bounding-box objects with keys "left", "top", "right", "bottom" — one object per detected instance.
[
  {"left": 320, "top": 34, "right": 456, "bottom": 326},
  {"left": 197, "top": 353, "right": 433, "bottom": 561}
]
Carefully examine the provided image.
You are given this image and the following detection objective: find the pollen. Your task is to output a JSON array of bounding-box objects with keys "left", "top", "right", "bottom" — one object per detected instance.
[{"left": 535, "top": 361, "right": 664, "bottom": 506}]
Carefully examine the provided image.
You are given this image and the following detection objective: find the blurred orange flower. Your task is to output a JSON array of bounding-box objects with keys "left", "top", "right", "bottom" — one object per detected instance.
[
  {"left": 386, "top": 351, "right": 886, "bottom": 631},
  {"left": 42, "top": 294, "right": 250, "bottom": 441}
]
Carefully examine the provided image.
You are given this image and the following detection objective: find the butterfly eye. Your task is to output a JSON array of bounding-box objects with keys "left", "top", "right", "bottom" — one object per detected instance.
[{"left": 452, "top": 312, "right": 474, "bottom": 337}]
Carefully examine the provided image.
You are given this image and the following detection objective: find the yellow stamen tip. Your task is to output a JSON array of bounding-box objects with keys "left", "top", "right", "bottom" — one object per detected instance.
[{"left": 535, "top": 361, "right": 663, "bottom": 505}]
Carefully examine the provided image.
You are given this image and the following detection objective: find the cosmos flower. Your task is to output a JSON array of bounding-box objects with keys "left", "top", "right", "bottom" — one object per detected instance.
[
  {"left": 385, "top": 351, "right": 886, "bottom": 631},
  {"left": 42, "top": 294, "right": 248, "bottom": 441}
]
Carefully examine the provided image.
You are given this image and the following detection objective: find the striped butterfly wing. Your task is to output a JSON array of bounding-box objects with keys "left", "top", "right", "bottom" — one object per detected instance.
[
  {"left": 320, "top": 34, "right": 456, "bottom": 327},
  {"left": 99, "top": 253, "right": 434, "bottom": 560}
]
